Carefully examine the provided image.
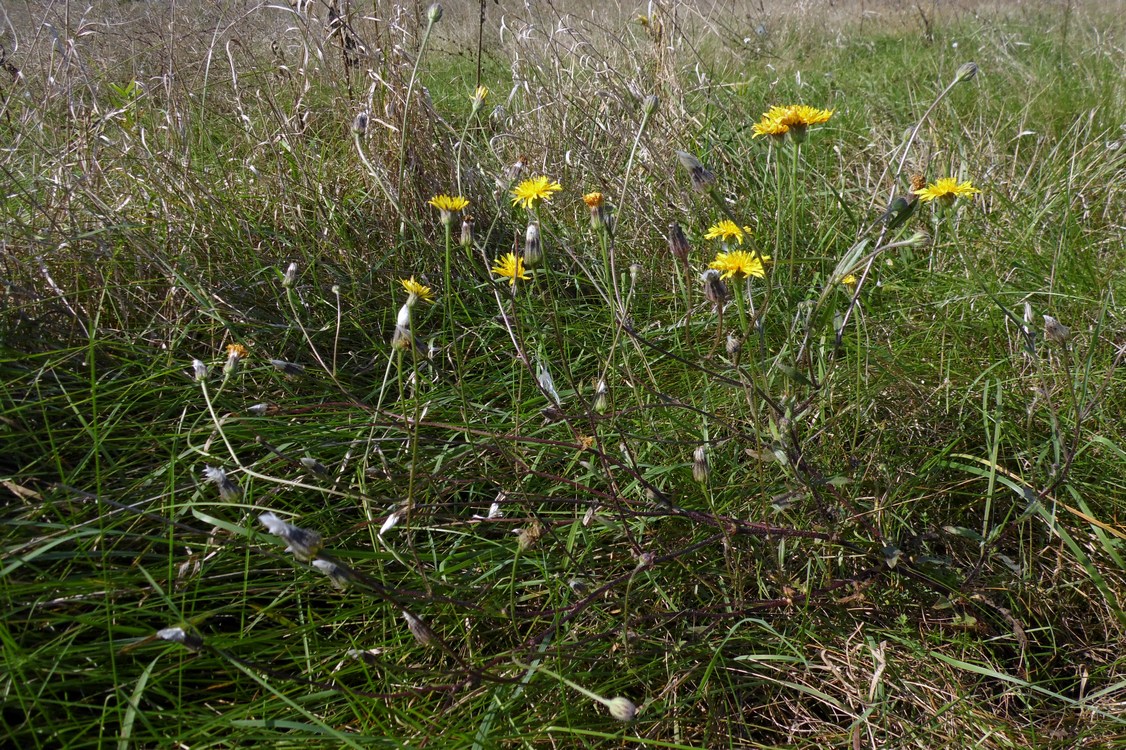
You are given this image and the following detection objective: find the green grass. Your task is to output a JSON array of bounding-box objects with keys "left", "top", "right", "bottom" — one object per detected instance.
[{"left": 2, "top": 1, "right": 1125, "bottom": 747}]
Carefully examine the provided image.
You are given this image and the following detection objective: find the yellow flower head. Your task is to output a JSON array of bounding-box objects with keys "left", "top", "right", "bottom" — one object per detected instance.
[
  {"left": 401, "top": 276, "right": 434, "bottom": 303},
  {"left": 704, "top": 220, "right": 753, "bottom": 245},
  {"left": 754, "top": 105, "right": 833, "bottom": 142},
  {"left": 226, "top": 343, "right": 249, "bottom": 359},
  {"left": 582, "top": 192, "right": 604, "bottom": 208},
  {"left": 752, "top": 113, "right": 789, "bottom": 138},
  {"left": 913, "top": 177, "right": 980, "bottom": 205},
  {"left": 709, "top": 250, "right": 767, "bottom": 280},
  {"left": 776, "top": 105, "right": 834, "bottom": 128},
  {"left": 470, "top": 85, "right": 489, "bottom": 111},
  {"left": 842, "top": 274, "right": 858, "bottom": 287},
  {"left": 511, "top": 176, "right": 562, "bottom": 209},
  {"left": 491, "top": 253, "right": 531, "bottom": 285},
  {"left": 429, "top": 194, "right": 469, "bottom": 224}
]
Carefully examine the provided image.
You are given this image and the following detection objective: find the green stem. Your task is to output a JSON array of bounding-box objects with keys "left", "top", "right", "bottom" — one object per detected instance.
[
  {"left": 732, "top": 276, "right": 750, "bottom": 337},
  {"left": 788, "top": 142, "right": 800, "bottom": 285}
]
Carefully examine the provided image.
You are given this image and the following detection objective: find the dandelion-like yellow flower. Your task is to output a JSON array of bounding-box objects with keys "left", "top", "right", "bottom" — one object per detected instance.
[
  {"left": 401, "top": 276, "right": 434, "bottom": 303},
  {"left": 511, "top": 176, "right": 562, "bottom": 209},
  {"left": 776, "top": 105, "right": 834, "bottom": 128},
  {"left": 754, "top": 105, "right": 833, "bottom": 141},
  {"left": 491, "top": 253, "right": 530, "bottom": 285},
  {"left": 470, "top": 85, "right": 489, "bottom": 110},
  {"left": 428, "top": 194, "right": 469, "bottom": 225},
  {"left": 704, "top": 220, "right": 753, "bottom": 245},
  {"left": 710, "top": 250, "right": 767, "bottom": 280},
  {"left": 842, "top": 274, "right": 858, "bottom": 287},
  {"left": 752, "top": 113, "right": 789, "bottom": 138},
  {"left": 582, "top": 192, "right": 604, "bottom": 208},
  {"left": 226, "top": 343, "right": 249, "bottom": 359},
  {"left": 913, "top": 177, "right": 980, "bottom": 205}
]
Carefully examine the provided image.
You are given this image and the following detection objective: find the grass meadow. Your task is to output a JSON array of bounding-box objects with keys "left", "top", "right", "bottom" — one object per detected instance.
[{"left": 2, "top": 0, "right": 1125, "bottom": 746}]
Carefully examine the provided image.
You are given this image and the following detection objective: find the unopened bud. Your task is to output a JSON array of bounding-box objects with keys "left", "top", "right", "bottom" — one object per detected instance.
[
  {"left": 523, "top": 223, "right": 543, "bottom": 269},
  {"left": 191, "top": 359, "right": 208, "bottom": 382},
  {"left": 607, "top": 697, "right": 637, "bottom": 722},
  {"left": 642, "top": 94, "right": 659, "bottom": 115},
  {"left": 668, "top": 222, "right": 690, "bottom": 265},
  {"left": 460, "top": 216, "right": 474, "bottom": 248},
  {"left": 676, "top": 150, "right": 716, "bottom": 192},
  {"left": 1043, "top": 314, "right": 1070, "bottom": 344},
  {"left": 426, "top": 3, "right": 442, "bottom": 24},
  {"left": 352, "top": 111, "right": 369, "bottom": 135},
  {"left": 700, "top": 269, "right": 727, "bottom": 308},
  {"left": 593, "top": 379, "right": 609, "bottom": 414},
  {"left": 726, "top": 332, "right": 742, "bottom": 358},
  {"left": 282, "top": 262, "right": 298, "bottom": 288},
  {"left": 955, "top": 61, "right": 979, "bottom": 83},
  {"left": 692, "top": 445, "right": 709, "bottom": 484}
]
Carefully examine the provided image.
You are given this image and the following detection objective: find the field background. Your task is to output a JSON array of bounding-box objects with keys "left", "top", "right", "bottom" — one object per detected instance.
[{"left": 2, "top": 0, "right": 1125, "bottom": 747}]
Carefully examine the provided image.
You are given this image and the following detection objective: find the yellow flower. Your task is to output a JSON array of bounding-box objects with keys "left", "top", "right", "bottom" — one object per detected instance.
[
  {"left": 401, "top": 276, "right": 433, "bottom": 303},
  {"left": 511, "top": 176, "right": 562, "bottom": 209},
  {"left": 752, "top": 113, "right": 789, "bottom": 138},
  {"left": 225, "top": 343, "right": 249, "bottom": 359},
  {"left": 428, "top": 194, "right": 469, "bottom": 225},
  {"left": 704, "top": 220, "right": 753, "bottom": 245},
  {"left": 709, "top": 250, "right": 767, "bottom": 280},
  {"left": 754, "top": 105, "right": 833, "bottom": 142},
  {"left": 913, "top": 177, "right": 980, "bottom": 205},
  {"left": 842, "top": 274, "right": 858, "bottom": 287},
  {"left": 491, "top": 253, "right": 530, "bottom": 285},
  {"left": 776, "top": 105, "right": 834, "bottom": 127},
  {"left": 470, "top": 85, "right": 489, "bottom": 112},
  {"left": 583, "top": 192, "right": 609, "bottom": 230}
]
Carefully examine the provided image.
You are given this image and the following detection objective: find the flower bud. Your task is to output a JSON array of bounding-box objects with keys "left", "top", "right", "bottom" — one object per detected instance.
[
  {"left": 269, "top": 359, "right": 304, "bottom": 376},
  {"left": 607, "top": 697, "right": 637, "bottom": 722},
  {"left": 300, "top": 456, "right": 329, "bottom": 475},
  {"left": 426, "top": 3, "right": 442, "bottom": 24},
  {"left": 642, "top": 94, "right": 659, "bottom": 116},
  {"left": 203, "top": 465, "right": 240, "bottom": 501},
  {"left": 282, "top": 262, "right": 297, "bottom": 288},
  {"left": 312, "top": 559, "right": 353, "bottom": 589},
  {"left": 402, "top": 610, "right": 437, "bottom": 646},
  {"left": 156, "top": 625, "right": 204, "bottom": 652},
  {"left": 460, "top": 216, "right": 474, "bottom": 248},
  {"left": 629, "top": 263, "right": 642, "bottom": 287},
  {"left": 700, "top": 269, "right": 727, "bottom": 308},
  {"left": 692, "top": 445, "right": 709, "bottom": 484},
  {"left": 352, "top": 111, "right": 369, "bottom": 135},
  {"left": 1043, "top": 314, "right": 1071, "bottom": 344},
  {"left": 676, "top": 150, "right": 716, "bottom": 192},
  {"left": 955, "top": 61, "right": 979, "bottom": 83},
  {"left": 391, "top": 303, "right": 413, "bottom": 350},
  {"left": 523, "top": 222, "right": 543, "bottom": 269},
  {"left": 191, "top": 359, "right": 208, "bottom": 382},
  {"left": 668, "top": 222, "right": 690, "bottom": 265},
  {"left": 259, "top": 511, "right": 323, "bottom": 562},
  {"left": 726, "top": 332, "right": 742, "bottom": 358},
  {"left": 592, "top": 379, "right": 609, "bottom": 414}
]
